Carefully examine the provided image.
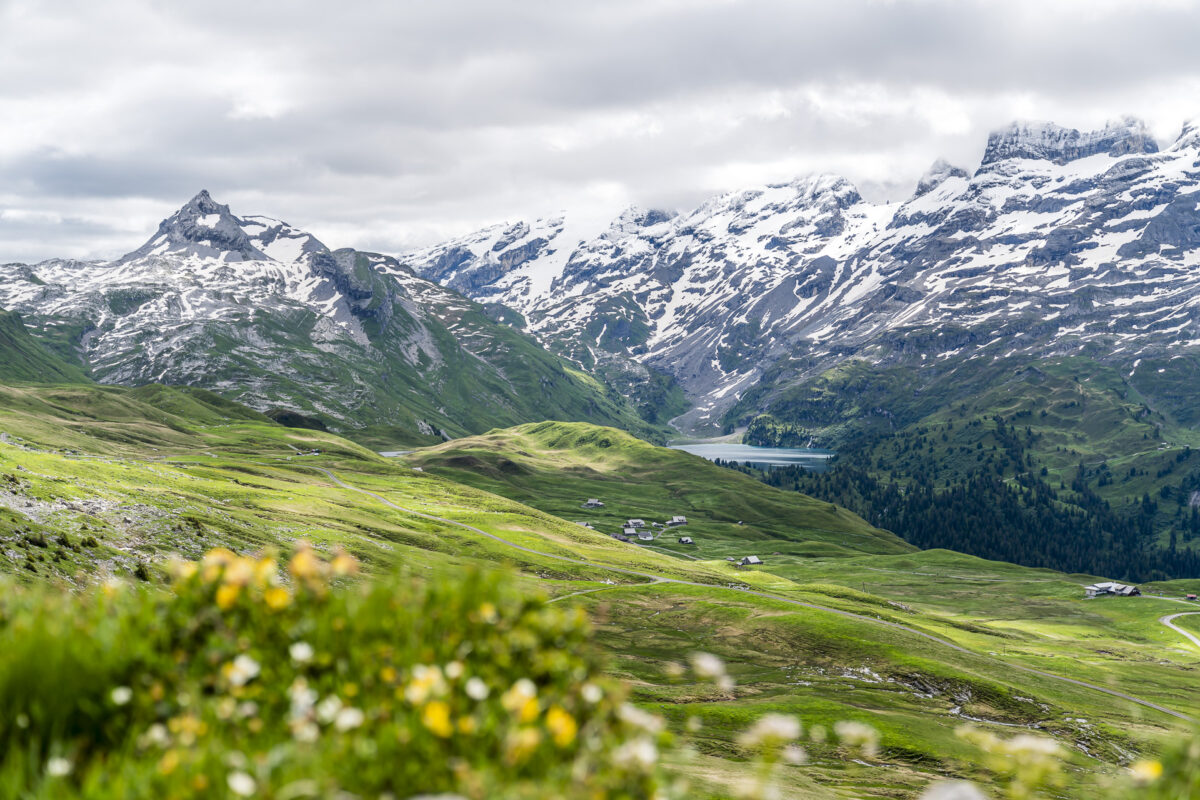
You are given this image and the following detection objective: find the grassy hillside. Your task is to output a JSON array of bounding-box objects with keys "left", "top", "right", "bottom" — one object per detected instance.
[
  {"left": 0, "top": 310, "right": 89, "bottom": 383},
  {"left": 402, "top": 421, "right": 913, "bottom": 560},
  {"left": 1, "top": 388, "right": 1197, "bottom": 797}
]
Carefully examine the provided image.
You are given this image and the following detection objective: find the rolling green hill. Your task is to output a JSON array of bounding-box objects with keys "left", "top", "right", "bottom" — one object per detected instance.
[
  {"left": 0, "top": 386, "right": 1197, "bottom": 798},
  {"left": 402, "top": 421, "right": 913, "bottom": 560},
  {"left": 0, "top": 310, "right": 89, "bottom": 384}
]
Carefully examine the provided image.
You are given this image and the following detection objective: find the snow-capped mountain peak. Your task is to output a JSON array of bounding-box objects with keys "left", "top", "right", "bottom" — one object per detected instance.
[
  {"left": 913, "top": 158, "right": 969, "bottom": 198},
  {"left": 118, "top": 190, "right": 269, "bottom": 264},
  {"left": 0, "top": 193, "right": 649, "bottom": 438},
  {"left": 979, "top": 117, "right": 1158, "bottom": 169},
  {"left": 1170, "top": 117, "right": 1200, "bottom": 150},
  {"left": 401, "top": 114, "right": 1200, "bottom": 435},
  {"left": 116, "top": 191, "right": 329, "bottom": 267}
]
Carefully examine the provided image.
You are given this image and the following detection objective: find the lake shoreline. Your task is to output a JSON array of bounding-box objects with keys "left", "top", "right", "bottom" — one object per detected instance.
[{"left": 668, "top": 442, "right": 835, "bottom": 471}]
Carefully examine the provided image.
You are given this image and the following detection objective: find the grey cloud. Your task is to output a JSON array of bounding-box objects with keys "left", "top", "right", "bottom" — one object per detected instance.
[{"left": 1, "top": 0, "right": 1198, "bottom": 264}]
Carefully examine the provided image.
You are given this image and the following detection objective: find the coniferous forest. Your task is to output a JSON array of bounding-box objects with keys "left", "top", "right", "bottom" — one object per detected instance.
[{"left": 728, "top": 418, "right": 1200, "bottom": 582}]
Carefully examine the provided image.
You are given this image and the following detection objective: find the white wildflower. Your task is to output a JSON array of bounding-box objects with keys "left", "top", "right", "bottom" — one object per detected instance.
[
  {"left": 1004, "top": 734, "right": 1061, "bottom": 757},
  {"left": 834, "top": 720, "right": 880, "bottom": 758},
  {"left": 690, "top": 652, "right": 726, "bottom": 679},
  {"left": 739, "top": 713, "right": 802, "bottom": 749},
  {"left": 618, "top": 703, "right": 665, "bottom": 734},
  {"left": 581, "top": 683, "right": 603, "bottom": 704},
  {"left": 227, "top": 654, "right": 261, "bottom": 687},
  {"left": 289, "top": 678, "right": 318, "bottom": 719},
  {"left": 919, "top": 781, "right": 988, "bottom": 800},
  {"left": 465, "top": 677, "right": 489, "bottom": 701},
  {"left": 227, "top": 770, "right": 257, "bottom": 797},
  {"left": 783, "top": 745, "right": 808, "bottom": 765},
  {"left": 289, "top": 641, "right": 314, "bottom": 664},
  {"left": 46, "top": 757, "right": 72, "bottom": 777},
  {"left": 141, "top": 722, "right": 170, "bottom": 748},
  {"left": 613, "top": 737, "right": 658, "bottom": 771},
  {"left": 316, "top": 695, "right": 343, "bottom": 724},
  {"left": 292, "top": 720, "right": 320, "bottom": 743},
  {"left": 334, "top": 706, "right": 365, "bottom": 731},
  {"left": 110, "top": 686, "right": 133, "bottom": 706},
  {"left": 444, "top": 661, "right": 463, "bottom": 680}
]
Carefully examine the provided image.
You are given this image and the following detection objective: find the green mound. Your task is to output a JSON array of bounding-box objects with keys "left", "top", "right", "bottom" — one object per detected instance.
[{"left": 405, "top": 421, "right": 913, "bottom": 559}]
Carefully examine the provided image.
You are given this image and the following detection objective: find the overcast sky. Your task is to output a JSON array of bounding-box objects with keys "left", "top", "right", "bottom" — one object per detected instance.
[{"left": 2, "top": 0, "right": 1199, "bottom": 263}]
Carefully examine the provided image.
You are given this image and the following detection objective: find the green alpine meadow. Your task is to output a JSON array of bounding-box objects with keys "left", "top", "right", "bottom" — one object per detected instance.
[{"left": 0, "top": 382, "right": 1197, "bottom": 797}]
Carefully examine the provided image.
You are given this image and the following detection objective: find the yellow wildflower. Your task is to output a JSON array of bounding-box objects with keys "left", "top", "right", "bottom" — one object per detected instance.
[
  {"left": 290, "top": 546, "right": 321, "bottom": 580},
  {"left": 478, "top": 602, "right": 498, "bottom": 624},
  {"left": 404, "top": 665, "right": 446, "bottom": 704},
  {"left": 330, "top": 549, "right": 358, "bottom": 576},
  {"left": 264, "top": 587, "right": 291, "bottom": 610},
  {"left": 201, "top": 548, "right": 236, "bottom": 582},
  {"left": 422, "top": 701, "right": 453, "bottom": 738},
  {"left": 457, "top": 716, "right": 478, "bottom": 735},
  {"left": 380, "top": 666, "right": 397, "bottom": 684},
  {"left": 223, "top": 557, "right": 255, "bottom": 587},
  {"left": 505, "top": 727, "right": 542, "bottom": 765},
  {"left": 545, "top": 705, "right": 577, "bottom": 748},
  {"left": 253, "top": 557, "right": 278, "bottom": 587},
  {"left": 1130, "top": 759, "right": 1163, "bottom": 784},
  {"left": 501, "top": 679, "right": 537, "bottom": 715},
  {"left": 157, "top": 749, "right": 180, "bottom": 775},
  {"left": 169, "top": 559, "right": 198, "bottom": 582},
  {"left": 519, "top": 696, "right": 539, "bottom": 723},
  {"left": 216, "top": 583, "right": 240, "bottom": 610}
]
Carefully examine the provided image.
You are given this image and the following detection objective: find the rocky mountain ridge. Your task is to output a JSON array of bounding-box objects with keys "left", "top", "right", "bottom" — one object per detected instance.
[
  {"left": 0, "top": 193, "right": 657, "bottom": 444},
  {"left": 399, "top": 117, "right": 1200, "bottom": 435}
]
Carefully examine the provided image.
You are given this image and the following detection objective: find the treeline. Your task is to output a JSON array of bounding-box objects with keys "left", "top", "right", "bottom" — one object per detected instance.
[
  {"left": 744, "top": 413, "right": 811, "bottom": 448},
  {"left": 761, "top": 463, "right": 1200, "bottom": 581},
  {"left": 721, "top": 416, "right": 1200, "bottom": 581}
]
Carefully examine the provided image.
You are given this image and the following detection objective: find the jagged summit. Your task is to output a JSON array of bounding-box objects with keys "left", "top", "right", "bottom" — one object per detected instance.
[
  {"left": 604, "top": 206, "right": 677, "bottom": 237},
  {"left": 1171, "top": 117, "right": 1200, "bottom": 150},
  {"left": 116, "top": 191, "right": 327, "bottom": 266},
  {"left": 186, "top": 189, "right": 218, "bottom": 210},
  {"left": 979, "top": 117, "right": 1158, "bottom": 167},
  {"left": 117, "top": 190, "right": 269, "bottom": 264},
  {"left": 913, "top": 158, "right": 969, "bottom": 198}
]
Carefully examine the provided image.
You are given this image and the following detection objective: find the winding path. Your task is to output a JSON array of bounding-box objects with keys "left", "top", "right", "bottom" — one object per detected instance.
[
  {"left": 311, "top": 467, "right": 1195, "bottom": 723},
  {"left": 1160, "top": 611, "right": 1200, "bottom": 651}
]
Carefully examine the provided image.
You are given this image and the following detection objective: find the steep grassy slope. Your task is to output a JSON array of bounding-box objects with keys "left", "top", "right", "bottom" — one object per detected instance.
[
  {"left": 0, "top": 388, "right": 1196, "bottom": 797},
  {"left": 402, "top": 421, "right": 913, "bottom": 560},
  {"left": 0, "top": 310, "right": 89, "bottom": 383}
]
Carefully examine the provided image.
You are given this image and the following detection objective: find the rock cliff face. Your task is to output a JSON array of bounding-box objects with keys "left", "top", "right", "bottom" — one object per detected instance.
[
  {"left": 0, "top": 194, "right": 654, "bottom": 441},
  {"left": 400, "top": 117, "right": 1200, "bottom": 435}
]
